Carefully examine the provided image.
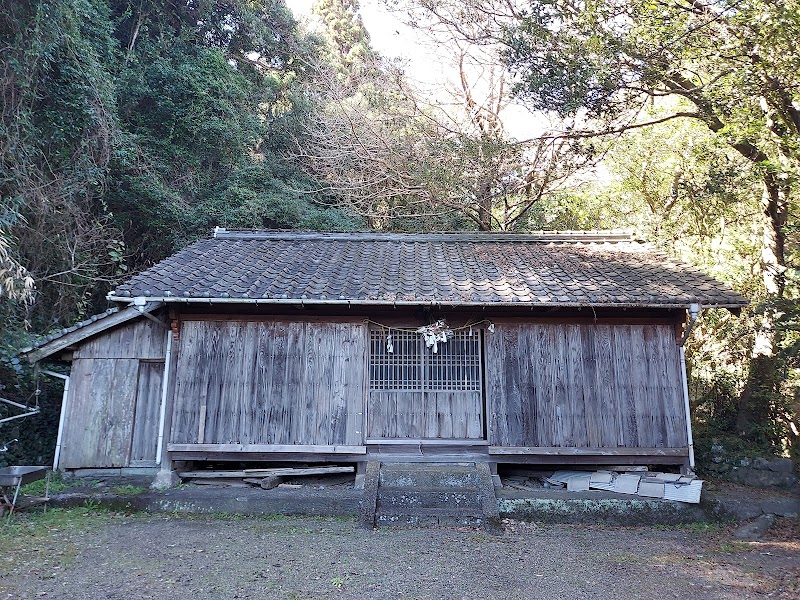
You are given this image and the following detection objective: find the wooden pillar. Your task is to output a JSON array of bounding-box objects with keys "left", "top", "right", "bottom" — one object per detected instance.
[{"left": 354, "top": 461, "right": 367, "bottom": 490}]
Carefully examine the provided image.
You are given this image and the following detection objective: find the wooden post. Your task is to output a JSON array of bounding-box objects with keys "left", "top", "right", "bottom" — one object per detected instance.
[{"left": 354, "top": 461, "right": 366, "bottom": 490}]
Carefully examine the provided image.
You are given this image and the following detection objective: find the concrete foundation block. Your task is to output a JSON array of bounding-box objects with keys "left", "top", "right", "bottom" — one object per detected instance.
[{"left": 151, "top": 469, "right": 180, "bottom": 490}]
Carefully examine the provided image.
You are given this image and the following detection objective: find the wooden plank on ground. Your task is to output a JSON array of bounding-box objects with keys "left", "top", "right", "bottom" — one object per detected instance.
[
  {"left": 179, "top": 466, "right": 355, "bottom": 478},
  {"left": 245, "top": 466, "right": 354, "bottom": 476}
]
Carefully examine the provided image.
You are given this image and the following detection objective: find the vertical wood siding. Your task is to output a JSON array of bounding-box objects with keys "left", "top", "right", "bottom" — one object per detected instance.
[
  {"left": 485, "top": 322, "right": 687, "bottom": 448},
  {"left": 60, "top": 318, "right": 168, "bottom": 469},
  {"left": 170, "top": 320, "right": 368, "bottom": 446},
  {"left": 367, "top": 391, "right": 484, "bottom": 439},
  {"left": 129, "top": 361, "right": 165, "bottom": 464},
  {"left": 73, "top": 319, "right": 167, "bottom": 359},
  {"left": 60, "top": 359, "right": 139, "bottom": 468}
]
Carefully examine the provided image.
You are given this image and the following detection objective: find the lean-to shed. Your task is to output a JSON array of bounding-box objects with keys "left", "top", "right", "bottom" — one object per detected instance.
[{"left": 25, "top": 230, "right": 747, "bottom": 483}]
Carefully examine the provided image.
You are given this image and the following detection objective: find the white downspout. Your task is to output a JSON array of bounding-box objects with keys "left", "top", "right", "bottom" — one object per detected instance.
[
  {"left": 679, "top": 346, "right": 695, "bottom": 469},
  {"left": 41, "top": 370, "right": 70, "bottom": 471},
  {"left": 679, "top": 303, "right": 701, "bottom": 470},
  {"left": 155, "top": 333, "right": 173, "bottom": 465}
]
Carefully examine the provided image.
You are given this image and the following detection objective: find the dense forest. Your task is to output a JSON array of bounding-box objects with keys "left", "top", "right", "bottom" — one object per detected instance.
[{"left": 0, "top": 0, "right": 797, "bottom": 466}]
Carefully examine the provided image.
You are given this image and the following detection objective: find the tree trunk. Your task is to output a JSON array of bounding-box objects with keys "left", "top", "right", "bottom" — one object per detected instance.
[
  {"left": 477, "top": 180, "right": 493, "bottom": 231},
  {"left": 736, "top": 174, "right": 789, "bottom": 439}
]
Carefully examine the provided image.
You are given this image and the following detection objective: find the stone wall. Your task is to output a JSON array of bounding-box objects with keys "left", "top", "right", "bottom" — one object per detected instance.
[{"left": 705, "top": 441, "right": 798, "bottom": 488}]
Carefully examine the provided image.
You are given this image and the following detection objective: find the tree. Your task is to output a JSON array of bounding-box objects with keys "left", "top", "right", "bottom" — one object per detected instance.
[
  {"left": 297, "top": 0, "right": 590, "bottom": 231},
  {"left": 503, "top": 0, "right": 799, "bottom": 443},
  {"left": 312, "top": 0, "right": 375, "bottom": 81},
  {"left": 0, "top": 0, "right": 358, "bottom": 334},
  {"left": 0, "top": 0, "right": 123, "bottom": 326},
  {"left": 0, "top": 229, "right": 33, "bottom": 304},
  {"left": 107, "top": 0, "right": 358, "bottom": 267}
]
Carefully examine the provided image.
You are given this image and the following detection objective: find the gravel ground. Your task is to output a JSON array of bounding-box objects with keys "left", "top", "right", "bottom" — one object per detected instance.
[{"left": 1, "top": 509, "right": 798, "bottom": 600}]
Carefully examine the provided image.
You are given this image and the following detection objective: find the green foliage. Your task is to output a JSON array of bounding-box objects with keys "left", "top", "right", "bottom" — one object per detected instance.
[
  {"left": 0, "top": 0, "right": 360, "bottom": 464},
  {"left": 106, "top": 0, "right": 360, "bottom": 266},
  {"left": 1, "top": 0, "right": 123, "bottom": 328},
  {"left": 312, "top": 0, "right": 375, "bottom": 82},
  {"left": 1, "top": 0, "right": 358, "bottom": 322}
]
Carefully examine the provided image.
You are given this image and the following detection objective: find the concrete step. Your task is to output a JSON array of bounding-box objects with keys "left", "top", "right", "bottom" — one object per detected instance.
[
  {"left": 377, "top": 488, "right": 483, "bottom": 510},
  {"left": 360, "top": 461, "right": 500, "bottom": 530},
  {"left": 378, "top": 463, "right": 481, "bottom": 488},
  {"left": 376, "top": 509, "right": 485, "bottom": 528}
]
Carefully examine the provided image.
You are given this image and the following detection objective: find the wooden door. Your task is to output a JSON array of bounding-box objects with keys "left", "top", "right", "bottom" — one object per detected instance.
[
  {"left": 367, "top": 329, "right": 484, "bottom": 439},
  {"left": 60, "top": 358, "right": 140, "bottom": 469},
  {"left": 129, "top": 360, "right": 164, "bottom": 466}
]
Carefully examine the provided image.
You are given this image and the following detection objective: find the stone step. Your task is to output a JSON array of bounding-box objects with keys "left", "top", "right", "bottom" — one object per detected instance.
[
  {"left": 377, "top": 488, "right": 483, "bottom": 510},
  {"left": 376, "top": 513, "right": 486, "bottom": 527},
  {"left": 360, "top": 461, "right": 500, "bottom": 530},
  {"left": 378, "top": 463, "right": 481, "bottom": 488}
]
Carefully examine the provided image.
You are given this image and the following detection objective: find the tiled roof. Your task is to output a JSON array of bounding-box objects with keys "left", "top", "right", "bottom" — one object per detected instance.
[
  {"left": 21, "top": 302, "right": 164, "bottom": 362},
  {"left": 107, "top": 230, "right": 747, "bottom": 309}
]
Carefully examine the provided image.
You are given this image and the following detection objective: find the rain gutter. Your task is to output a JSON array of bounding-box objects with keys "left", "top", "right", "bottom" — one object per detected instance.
[{"left": 107, "top": 295, "right": 741, "bottom": 311}]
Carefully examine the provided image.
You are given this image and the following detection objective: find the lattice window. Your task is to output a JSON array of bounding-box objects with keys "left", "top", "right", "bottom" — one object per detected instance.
[{"left": 369, "top": 328, "right": 482, "bottom": 392}]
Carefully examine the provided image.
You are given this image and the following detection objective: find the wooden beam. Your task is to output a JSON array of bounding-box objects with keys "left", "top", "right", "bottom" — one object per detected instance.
[
  {"left": 141, "top": 311, "right": 170, "bottom": 329},
  {"left": 491, "top": 455, "right": 686, "bottom": 466},
  {"left": 179, "top": 466, "right": 355, "bottom": 479},
  {"left": 365, "top": 439, "right": 490, "bottom": 446},
  {"left": 169, "top": 451, "right": 366, "bottom": 462},
  {"left": 179, "top": 314, "right": 369, "bottom": 324},
  {"left": 489, "top": 314, "right": 683, "bottom": 326},
  {"left": 489, "top": 446, "right": 689, "bottom": 456},
  {"left": 167, "top": 443, "right": 367, "bottom": 454},
  {"left": 26, "top": 302, "right": 164, "bottom": 363}
]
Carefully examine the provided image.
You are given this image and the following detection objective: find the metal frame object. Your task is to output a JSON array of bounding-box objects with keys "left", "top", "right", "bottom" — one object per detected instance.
[
  {"left": 0, "top": 397, "right": 39, "bottom": 425},
  {"left": 0, "top": 466, "right": 50, "bottom": 523}
]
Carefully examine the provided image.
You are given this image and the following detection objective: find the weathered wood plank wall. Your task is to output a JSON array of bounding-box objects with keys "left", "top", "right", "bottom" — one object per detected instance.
[
  {"left": 130, "top": 361, "right": 164, "bottom": 464},
  {"left": 367, "top": 391, "right": 483, "bottom": 439},
  {"left": 60, "top": 318, "right": 167, "bottom": 469},
  {"left": 170, "top": 320, "right": 367, "bottom": 446},
  {"left": 73, "top": 319, "right": 167, "bottom": 359},
  {"left": 485, "top": 322, "right": 687, "bottom": 448}
]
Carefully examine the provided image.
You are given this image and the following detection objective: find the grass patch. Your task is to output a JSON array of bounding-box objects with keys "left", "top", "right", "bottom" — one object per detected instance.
[
  {"left": 20, "top": 473, "right": 106, "bottom": 496},
  {"left": 0, "top": 507, "right": 114, "bottom": 576},
  {"left": 653, "top": 521, "right": 727, "bottom": 533},
  {"left": 19, "top": 471, "right": 70, "bottom": 496}
]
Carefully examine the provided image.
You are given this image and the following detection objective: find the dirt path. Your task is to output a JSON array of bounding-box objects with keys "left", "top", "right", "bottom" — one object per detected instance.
[{"left": 1, "top": 510, "right": 798, "bottom": 599}]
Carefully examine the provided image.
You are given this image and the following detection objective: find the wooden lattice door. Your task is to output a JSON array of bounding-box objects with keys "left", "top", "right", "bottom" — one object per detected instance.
[{"left": 367, "top": 328, "right": 484, "bottom": 440}]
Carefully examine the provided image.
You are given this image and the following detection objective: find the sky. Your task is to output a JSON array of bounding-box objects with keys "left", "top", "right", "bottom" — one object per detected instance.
[{"left": 288, "top": 1, "right": 425, "bottom": 65}]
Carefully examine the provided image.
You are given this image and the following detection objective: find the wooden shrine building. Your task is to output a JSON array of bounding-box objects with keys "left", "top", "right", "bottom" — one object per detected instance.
[{"left": 24, "top": 230, "right": 747, "bottom": 482}]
